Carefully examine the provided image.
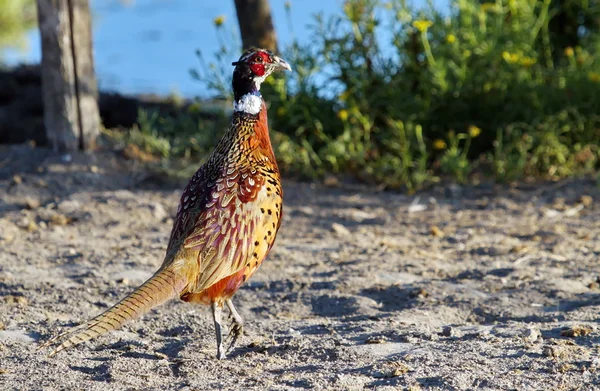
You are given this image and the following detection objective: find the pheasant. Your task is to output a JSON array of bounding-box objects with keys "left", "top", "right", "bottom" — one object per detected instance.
[{"left": 42, "top": 48, "right": 291, "bottom": 360}]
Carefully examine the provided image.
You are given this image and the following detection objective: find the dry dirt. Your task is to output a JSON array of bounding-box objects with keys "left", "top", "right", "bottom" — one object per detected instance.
[{"left": 1, "top": 144, "right": 599, "bottom": 391}]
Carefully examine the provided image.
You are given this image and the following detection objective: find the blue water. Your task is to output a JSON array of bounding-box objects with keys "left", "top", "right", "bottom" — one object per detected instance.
[{"left": 3, "top": 0, "right": 448, "bottom": 97}]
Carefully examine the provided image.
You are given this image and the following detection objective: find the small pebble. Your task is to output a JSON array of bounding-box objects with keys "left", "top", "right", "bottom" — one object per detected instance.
[
  {"left": 331, "top": 223, "right": 351, "bottom": 237},
  {"left": 523, "top": 327, "right": 541, "bottom": 343},
  {"left": 365, "top": 336, "right": 387, "bottom": 344},
  {"left": 430, "top": 225, "right": 444, "bottom": 237},
  {"left": 50, "top": 214, "right": 69, "bottom": 226},
  {"left": 510, "top": 244, "right": 528, "bottom": 254},
  {"left": 24, "top": 198, "right": 40, "bottom": 210},
  {"left": 587, "top": 276, "right": 600, "bottom": 290}
]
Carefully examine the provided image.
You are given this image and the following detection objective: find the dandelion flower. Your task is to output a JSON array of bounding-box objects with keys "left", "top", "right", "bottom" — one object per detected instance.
[
  {"left": 446, "top": 34, "right": 456, "bottom": 44},
  {"left": 338, "top": 109, "right": 349, "bottom": 122},
  {"left": 433, "top": 139, "right": 447, "bottom": 150},
  {"left": 502, "top": 51, "right": 519, "bottom": 64},
  {"left": 564, "top": 47, "right": 574, "bottom": 57},
  {"left": 413, "top": 20, "right": 433, "bottom": 33},
  {"left": 213, "top": 15, "right": 225, "bottom": 27},
  {"left": 468, "top": 125, "right": 481, "bottom": 138}
]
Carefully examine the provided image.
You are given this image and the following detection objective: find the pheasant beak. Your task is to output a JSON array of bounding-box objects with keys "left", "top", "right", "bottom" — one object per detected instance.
[{"left": 272, "top": 56, "right": 292, "bottom": 72}]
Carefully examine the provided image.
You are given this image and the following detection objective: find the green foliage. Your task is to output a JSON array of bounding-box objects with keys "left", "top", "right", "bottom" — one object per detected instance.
[
  {"left": 0, "top": 0, "right": 36, "bottom": 54},
  {"left": 104, "top": 102, "right": 231, "bottom": 180},
  {"left": 138, "top": 0, "right": 600, "bottom": 190}
]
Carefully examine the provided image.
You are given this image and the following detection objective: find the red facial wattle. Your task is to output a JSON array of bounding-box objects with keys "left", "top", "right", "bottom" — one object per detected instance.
[
  {"left": 248, "top": 51, "right": 271, "bottom": 77},
  {"left": 249, "top": 63, "right": 265, "bottom": 76}
]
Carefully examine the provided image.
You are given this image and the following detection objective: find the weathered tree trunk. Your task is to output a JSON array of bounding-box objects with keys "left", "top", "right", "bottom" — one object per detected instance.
[
  {"left": 233, "top": 0, "right": 278, "bottom": 52},
  {"left": 36, "top": 0, "right": 100, "bottom": 152}
]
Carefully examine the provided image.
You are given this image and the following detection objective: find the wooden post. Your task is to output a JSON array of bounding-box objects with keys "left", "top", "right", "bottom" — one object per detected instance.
[
  {"left": 36, "top": 0, "right": 100, "bottom": 152},
  {"left": 234, "top": 0, "right": 278, "bottom": 52}
]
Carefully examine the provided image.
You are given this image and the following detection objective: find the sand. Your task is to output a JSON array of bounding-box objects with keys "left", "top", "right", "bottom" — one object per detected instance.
[{"left": 1, "top": 145, "right": 599, "bottom": 390}]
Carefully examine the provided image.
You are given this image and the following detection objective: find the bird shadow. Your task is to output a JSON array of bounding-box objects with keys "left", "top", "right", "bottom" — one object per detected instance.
[
  {"left": 69, "top": 363, "right": 112, "bottom": 382},
  {"left": 156, "top": 337, "right": 188, "bottom": 359}
]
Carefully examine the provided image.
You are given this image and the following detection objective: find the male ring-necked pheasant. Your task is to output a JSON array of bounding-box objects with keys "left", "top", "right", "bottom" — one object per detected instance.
[{"left": 42, "top": 48, "right": 291, "bottom": 359}]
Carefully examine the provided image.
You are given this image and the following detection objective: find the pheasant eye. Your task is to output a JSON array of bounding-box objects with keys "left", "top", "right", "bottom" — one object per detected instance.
[{"left": 254, "top": 55, "right": 263, "bottom": 63}]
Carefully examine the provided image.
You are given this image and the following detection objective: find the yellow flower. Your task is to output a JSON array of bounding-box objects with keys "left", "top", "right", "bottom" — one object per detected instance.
[
  {"left": 433, "top": 139, "right": 447, "bottom": 150},
  {"left": 213, "top": 15, "right": 225, "bottom": 27},
  {"left": 446, "top": 34, "right": 456, "bottom": 44},
  {"left": 502, "top": 51, "right": 520, "bottom": 64},
  {"left": 338, "top": 109, "right": 349, "bottom": 122},
  {"left": 468, "top": 125, "right": 481, "bottom": 138},
  {"left": 564, "top": 47, "right": 574, "bottom": 57},
  {"left": 588, "top": 72, "right": 600, "bottom": 82},
  {"left": 413, "top": 20, "right": 433, "bottom": 33},
  {"left": 519, "top": 56, "right": 536, "bottom": 67}
]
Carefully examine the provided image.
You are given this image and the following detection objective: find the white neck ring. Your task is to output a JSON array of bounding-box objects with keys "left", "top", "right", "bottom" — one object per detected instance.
[{"left": 233, "top": 93, "right": 262, "bottom": 115}]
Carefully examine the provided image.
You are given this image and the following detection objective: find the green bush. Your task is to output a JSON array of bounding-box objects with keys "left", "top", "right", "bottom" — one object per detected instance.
[
  {"left": 0, "top": 0, "right": 36, "bottom": 58},
  {"left": 141, "top": 0, "right": 600, "bottom": 190}
]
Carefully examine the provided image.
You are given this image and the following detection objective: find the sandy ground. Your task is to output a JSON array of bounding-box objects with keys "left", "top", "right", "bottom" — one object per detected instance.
[{"left": 0, "top": 144, "right": 599, "bottom": 391}]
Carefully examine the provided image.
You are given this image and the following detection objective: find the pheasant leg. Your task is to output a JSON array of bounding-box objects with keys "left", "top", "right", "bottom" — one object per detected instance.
[
  {"left": 211, "top": 302, "right": 226, "bottom": 360},
  {"left": 225, "top": 299, "right": 244, "bottom": 353}
]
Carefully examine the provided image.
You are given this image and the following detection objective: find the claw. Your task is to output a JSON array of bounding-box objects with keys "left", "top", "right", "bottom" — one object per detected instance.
[
  {"left": 225, "top": 321, "right": 243, "bottom": 353},
  {"left": 224, "top": 299, "right": 244, "bottom": 354}
]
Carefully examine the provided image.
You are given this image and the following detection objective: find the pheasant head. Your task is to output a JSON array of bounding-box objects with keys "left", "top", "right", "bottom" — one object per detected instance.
[{"left": 232, "top": 48, "right": 291, "bottom": 114}]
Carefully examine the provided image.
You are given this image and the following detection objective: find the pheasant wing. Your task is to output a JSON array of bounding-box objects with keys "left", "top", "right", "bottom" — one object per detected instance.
[{"left": 181, "top": 166, "right": 266, "bottom": 292}]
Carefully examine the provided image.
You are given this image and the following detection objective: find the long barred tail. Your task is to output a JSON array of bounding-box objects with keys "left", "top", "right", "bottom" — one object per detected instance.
[{"left": 42, "top": 267, "right": 186, "bottom": 357}]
